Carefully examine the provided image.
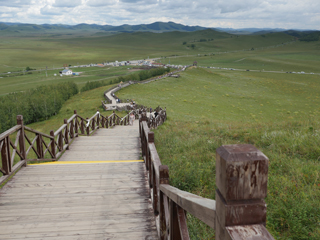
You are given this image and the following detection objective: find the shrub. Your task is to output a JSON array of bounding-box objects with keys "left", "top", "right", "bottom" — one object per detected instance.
[{"left": 0, "top": 82, "right": 79, "bottom": 133}]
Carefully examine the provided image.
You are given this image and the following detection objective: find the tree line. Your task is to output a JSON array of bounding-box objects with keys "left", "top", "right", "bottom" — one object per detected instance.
[
  {"left": 0, "top": 82, "right": 78, "bottom": 133},
  {"left": 81, "top": 67, "right": 171, "bottom": 92}
]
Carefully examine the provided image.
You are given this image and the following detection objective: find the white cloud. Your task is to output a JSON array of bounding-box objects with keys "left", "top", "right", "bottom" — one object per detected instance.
[
  {"left": 53, "top": 0, "right": 82, "bottom": 8},
  {"left": 0, "top": 0, "right": 318, "bottom": 30},
  {"left": 0, "top": 0, "right": 32, "bottom": 8},
  {"left": 40, "top": 5, "right": 63, "bottom": 15},
  {"left": 86, "top": 0, "right": 116, "bottom": 7}
]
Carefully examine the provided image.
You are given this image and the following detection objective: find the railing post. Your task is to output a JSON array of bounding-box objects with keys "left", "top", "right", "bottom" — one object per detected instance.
[
  {"left": 215, "top": 144, "right": 270, "bottom": 240},
  {"left": 17, "top": 115, "right": 26, "bottom": 166},
  {"left": 64, "top": 119, "right": 69, "bottom": 150},
  {"left": 139, "top": 117, "right": 142, "bottom": 138},
  {"left": 50, "top": 130, "right": 56, "bottom": 159},
  {"left": 92, "top": 118, "right": 96, "bottom": 131},
  {"left": 96, "top": 110, "right": 100, "bottom": 129},
  {"left": 113, "top": 111, "right": 115, "bottom": 125},
  {"left": 86, "top": 118, "right": 90, "bottom": 136},
  {"left": 101, "top": 114, "right": 105, "bottom": 128},
  {"left": 1, "top": 137, "right": 10, "bottom": 175},
  {"left": 147, "top": 132, "right": 154, "bottom": 171},
  {"left": 74, "top": 110, "right": 78, "bottom": 137},
  {"left": 58, "top": 132, "right": 63, "bottom": 153},
  {"left": 170, "top": 200, "right": 181, "bottom": 240},
  {"left": 159, "top": 165, "right": 169, "bottom": 240},
  {"left": 106, "top": 115, "right": 109, "bottom": 128},
  {"left": 80, "top": 119, "right": 85, "bottom": 134},
  {"left": 36, "top": 134, "right": 44, "bottom": 159}
]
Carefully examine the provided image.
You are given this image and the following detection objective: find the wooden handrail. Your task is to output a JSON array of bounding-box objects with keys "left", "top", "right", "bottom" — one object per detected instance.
[
  {"left": 67, "top": 114, "right": 77, "bottom": 124},
  {"left": 0, "top": 125, "right": 21, "bottom": 140},
  {"left": 87, "top": 111, "right": 99, "bottom": 122},
  {"left": 139, "top": 113, "right": 274, "bottom": 240},
  {"left": 160, "top": 184, "right": 216, "bottom": 229},
  {"left": 54, "top": 124, "right": 67, "bottom": 136},
  {"left": 24, "top": 126, "right": 54, "bottom": 139}
]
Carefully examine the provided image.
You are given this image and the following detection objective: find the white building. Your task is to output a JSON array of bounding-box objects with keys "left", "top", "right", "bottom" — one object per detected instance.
[{"left": 62, "top": 69, "right": 73, "bottom": 75}]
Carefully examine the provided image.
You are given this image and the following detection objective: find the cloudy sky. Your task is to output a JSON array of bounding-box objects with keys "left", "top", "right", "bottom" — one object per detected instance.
[{"left": 0, "top": 0, "right": 319, "bottom": 30}]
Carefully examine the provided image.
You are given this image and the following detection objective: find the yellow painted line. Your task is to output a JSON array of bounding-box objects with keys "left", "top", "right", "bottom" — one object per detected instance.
[{"left": 30, "top": 160, "right": 144, "bottom": 165}]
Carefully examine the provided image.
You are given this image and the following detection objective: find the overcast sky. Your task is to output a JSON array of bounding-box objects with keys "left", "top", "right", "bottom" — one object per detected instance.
[{"left": 0, "top": 0, "right": 319, "bottom": 30}]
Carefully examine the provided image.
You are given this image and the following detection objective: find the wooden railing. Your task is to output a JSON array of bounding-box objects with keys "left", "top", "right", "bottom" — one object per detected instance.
[
  {"left": 140, "top": 118, "right": 275, "bottom": 240},
  {"left": 147, "top": 108, "right": 167, "bottom": 129},
  {"left": 0, "top": 108, "right": 145, "bottom": 186}
]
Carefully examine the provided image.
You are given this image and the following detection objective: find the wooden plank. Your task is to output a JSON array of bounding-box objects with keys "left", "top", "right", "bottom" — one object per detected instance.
[
  {"left": 0, "top": 230, "right": 158, "bottom": 240},
  {"left": 160, "top": 184, "right": 216, "bottom": 229},
  {"left": 0, "top": 122, "right": 158, "bottom": 239},
  {"left": 0, "top": 212, "right": 155, "bottom": 224},
  {"left": 0, "top": 160, "right": 26, "bottom": 186}
]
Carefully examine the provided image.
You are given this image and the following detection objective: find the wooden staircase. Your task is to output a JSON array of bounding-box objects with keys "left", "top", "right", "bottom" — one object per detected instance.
[{"left": 0, "top": 122, "right": 158, "bottom": 239}]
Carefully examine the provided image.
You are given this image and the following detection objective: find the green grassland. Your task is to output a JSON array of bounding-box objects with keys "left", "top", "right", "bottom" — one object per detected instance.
[
  {"left": 118, "top": 68, "right": 320, "bottom": 239},
  {"left": 119, "top": 68, "right": 320, "bottom": 123},
  {"left": 161, "top": 40, "right": 320, "bottom": 73},
  {"left": 0, "top": 66, "right": 138, "bottom": 95},
  {"left": 0, "top": 30, "right": 295, "bottom": 73},
  {"left": 1, "top": 29, "right": 320, "bottom": 239},
  {"left": 26, "top": 85, "right": 121, "bottom": 134}
]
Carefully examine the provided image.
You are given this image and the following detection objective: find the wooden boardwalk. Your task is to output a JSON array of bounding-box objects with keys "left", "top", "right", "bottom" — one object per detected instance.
[{"left": 0, "top": 121, "right": 158, "bottom": 239}]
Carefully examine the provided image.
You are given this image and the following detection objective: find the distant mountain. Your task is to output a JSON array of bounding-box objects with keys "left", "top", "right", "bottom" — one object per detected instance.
[
  {"left": 284, "top": 30, "right": 320, "bottom": 42},
  {"left": 215, "top": 27, "right": 288, "bottom": 35},
  {"left": 0, "top": 21, "right": 318, "bottom": 37}
]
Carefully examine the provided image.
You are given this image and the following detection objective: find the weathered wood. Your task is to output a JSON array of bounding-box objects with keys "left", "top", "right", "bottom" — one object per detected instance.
[
  {"left": 25, "top": 134, "right": 40, "bottom": 158},
  {"left": 67, "top": 114, "right": 77, "bottom": 124},
  {"left": 149, "top": 143, "right": 161, "bottom": 178},
  {"left": 50, "top": 130, "right": 56, "bottom": 158},
  {"left": 226, "top": 224, "right": 275, "bottom": 240},
  {"left": 0, "top": 160, "right": 26, "bottom": 186},
  {"left": 41, "top": 137, "right": 53, "bottom": 158},
  {"left": 36, "top": 134, "right": 44, "bottom": 159},
  {"left": 10, "top": 131, "right": 23, "bottom": 165},
  {"left": 86, "top": 117, "right": 90, "bottom": 136},
  {"left": 0, "top": 125, "right": 21, "bottom": 140},
  {"left": 54, "top": 124, "right": 67, "bottom": 137},
  {"left": 17, "top": 116, "right": 26, "bottom": 163},
  {"left": 177, "top": 205, "right": 190, "bottom": 240},
  {"left": 160, "top": 184, "right": 216, "bottom": 229},
  {"left": 87, "top": 111, "right": 99, "bottom": 122},
  {"left": 80, "top": 119, "right": 85, "bottom": 134},
  {"left": 216, "top": 144, "right": 270, "bottom": 240},
  {"left": 0, "top": 160, "right": 158, "bottom": 238},
  {"left": 1, "top": 137, "right": 10, "bottom": 175},
  {"left": 26, "top": 158, "right": 57, "bottom": 162},
  {"left": 74, "top": 111, "right": 78, "bottom": 136},
  {"left": 216, "top": 144, "right": 269, "bottom": 201},
  {"left": 170, "top": 200, "right": 181, "bottom": 240},
  {"left": 69, "top": 119, "right": 74, "bottom": 139},
  {"left": 64, "top": 119, "right": 69, "bottom": 150},
  {"left": 58, "top": 132, "right": 63, "bottom": 153}
]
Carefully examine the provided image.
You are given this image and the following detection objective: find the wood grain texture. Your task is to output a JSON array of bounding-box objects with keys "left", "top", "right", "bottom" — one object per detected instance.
[{"left": 0, "top": 122, "right": 158, "bottom": 239}]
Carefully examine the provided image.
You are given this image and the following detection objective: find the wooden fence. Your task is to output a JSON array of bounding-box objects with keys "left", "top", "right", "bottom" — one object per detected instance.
[
  {"left": 0, "top": 108, "right": 143, "bottom": 186},
  {"left": 140, "top": 117, "right": 275, "bottom": 240}
]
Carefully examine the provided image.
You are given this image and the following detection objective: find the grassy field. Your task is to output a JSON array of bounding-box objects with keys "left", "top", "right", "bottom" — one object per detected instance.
[
  {"left": 0, "top": 30, "right": 294, "bottom": 73},
  {"left": 118, "top": 67, "right": 320, "bottom": 239},
  {"left": 0, "top": 66, "right": 139, "bottom": 95},
  {"left": 26, "top": 84, "right": 129, "bottom": 134},
  {"left": 160, "top": 40, "right": 320, "bottom": 73},
  {"left": 1, "top": 29, "right": 320, "bottom": 239}
]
